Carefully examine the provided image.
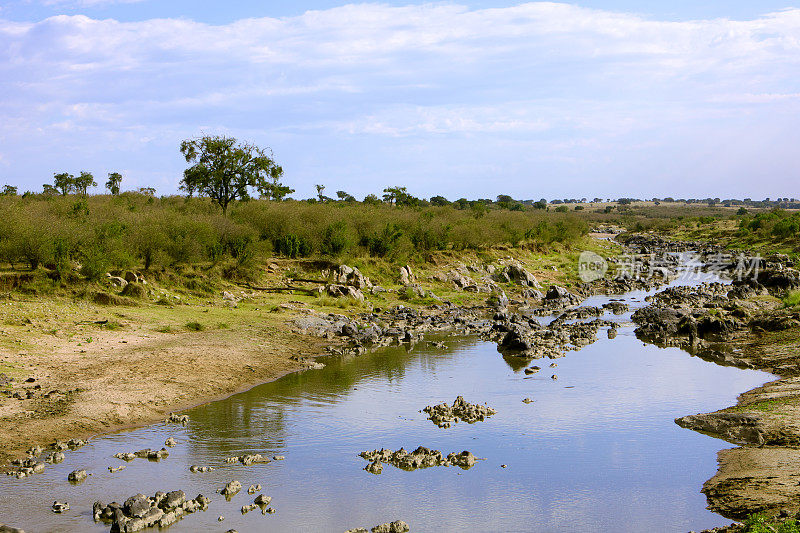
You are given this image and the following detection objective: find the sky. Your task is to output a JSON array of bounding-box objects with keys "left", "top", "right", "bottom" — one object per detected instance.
[{"left": 1, "top": 1, "right": 800, "bottom": 200}]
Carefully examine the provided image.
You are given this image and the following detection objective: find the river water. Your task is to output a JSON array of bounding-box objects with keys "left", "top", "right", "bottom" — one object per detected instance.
[{"left": 0, "top": 269, "right": 773, "bottom": 532}]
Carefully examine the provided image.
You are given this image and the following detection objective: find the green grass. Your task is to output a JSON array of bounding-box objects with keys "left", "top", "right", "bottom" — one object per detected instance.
[
  {"left": 729, "top": 397, "right": 800, "bottom": 414},
  {"left": 784, "top": 290, "right": 800, "bottom": 308},
  {"left": 184, "top": 321, "right": 205, "bottom": 331},
  {"left": 744, "top": 513, "right": 800, "bottom": 533}
]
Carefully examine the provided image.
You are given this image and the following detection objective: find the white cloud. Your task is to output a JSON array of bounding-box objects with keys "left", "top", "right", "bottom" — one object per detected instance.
[{"left": 2, "top": 3, "right": 800, "bottom": 197}]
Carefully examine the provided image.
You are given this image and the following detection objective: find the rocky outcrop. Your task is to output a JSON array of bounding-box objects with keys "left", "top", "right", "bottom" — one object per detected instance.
[
  {"left": 359, "top": 447, "right": 478, "bottom": 472},
  {"left": 422, "top": 396, "right": 496, "bottom": 428},
  {"left": 94, "top": 490, "right": 209, "bottom": 531},
  {"left": 675, "top": 413, "right": 769, "bottom": 446}
]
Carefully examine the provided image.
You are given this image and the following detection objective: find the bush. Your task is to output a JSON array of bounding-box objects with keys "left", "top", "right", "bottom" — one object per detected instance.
[
  {"left": 185, "top": 321, "right": 205, "bottom": 331},
  {"left": 321, "top": 221, "right": 350, "bottom": 256},
  {"left": 273, "top": 234, "right": 312, "bottom": 258}
]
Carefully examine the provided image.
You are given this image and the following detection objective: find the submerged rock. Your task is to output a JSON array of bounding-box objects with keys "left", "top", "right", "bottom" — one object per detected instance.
[
  {"left": 67, "top": 469, "right": 87, "bottom": 483},
  {"left": 51, "top": 501, "right": 69, "bottom": 513}
]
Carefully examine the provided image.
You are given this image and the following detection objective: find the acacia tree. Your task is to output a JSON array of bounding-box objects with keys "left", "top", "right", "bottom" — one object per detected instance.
[
  {"left": 106, "top": 172, "right": 123, "bottom": 195},
  {"left": 74, "top": 171, "right": 97, "bottom": 196},
  {"left": 53, "top": 172, "right": 75, "bottom": 195},
  {"left": 179, "top": 135, "right": 285, "bottom": 215}
]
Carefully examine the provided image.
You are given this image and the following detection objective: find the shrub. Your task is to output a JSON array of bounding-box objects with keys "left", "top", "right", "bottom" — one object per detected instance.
[
  {"left": 273, "top": 234, "right": 312, "bottom": 258},
  {"left": 185, "top": 321, "right": 205, "bottom": 331},
  {"left": 321, "top": 221, "right": 350, "bottom": 256}
]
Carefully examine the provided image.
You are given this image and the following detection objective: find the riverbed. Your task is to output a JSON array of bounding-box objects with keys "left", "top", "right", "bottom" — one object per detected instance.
[{"left": 0, "top": 271, "right": 774, "bottom": 532}]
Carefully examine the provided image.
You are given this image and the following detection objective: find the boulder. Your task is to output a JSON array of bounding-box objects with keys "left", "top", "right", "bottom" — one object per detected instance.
[
  {"left": 67, "top": 469, "right": 87, "bottom": 483},
  {"left": 123, "top": 494, "right": 151, "bottom": 518},
  {"left": 221, "top": 480, "right": 242, "bottom": 498},
  {"left": 503, "top": 263, "right": 539, "bottom": 287},
  {"left": 399, "top": 265, "right": 415, "bottom": 285},
  {"left": 371, "top": 522, "right": 410, "bottom": 533}
]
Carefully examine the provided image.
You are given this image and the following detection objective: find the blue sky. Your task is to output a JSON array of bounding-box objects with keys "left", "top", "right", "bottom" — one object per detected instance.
[{"left": 1, "top": 1, "right": 800, "bottom": 200}]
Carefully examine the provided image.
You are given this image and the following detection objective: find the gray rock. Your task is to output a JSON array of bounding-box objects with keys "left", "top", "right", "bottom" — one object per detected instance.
[
  {"left": 67, "top": 469, "right": 87, "bottom": 483},
  {"left": 123, "top": 494, "right": 151, "bottom": 518},
  {"left": 254, "top": 494, "right": 271, "bottom": 506},
  {"left": 221, "top": 480, "right": 242, "bottom": 498},
  {"left": 162, "top": 490, "right": 186, "bottom": 511},
  {"left": 51, "top": 501, "right": 70, "bottom": 513},
  {"left": 371, "top": 521, "right": 410, "bottom": 533}
]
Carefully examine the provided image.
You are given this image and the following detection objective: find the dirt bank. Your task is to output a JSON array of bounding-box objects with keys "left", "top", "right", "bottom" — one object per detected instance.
[{"left": 0, "top": 295, "right": 334, "bottom": 465}]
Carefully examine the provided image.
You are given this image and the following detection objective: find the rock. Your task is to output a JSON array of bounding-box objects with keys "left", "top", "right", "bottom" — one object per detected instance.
[
  {"left": 241, "top": 504, "right": 258, "bottom": 514},
  {"left": 422, "top": 396, "right": 497, "bottom": 428},
  {"left": 545, "top": 285, "right": 580, "bottom": 306},
  {"left": 333, "top": 265, "right": 372, "bottom": 289},
  {"left": 0, "top": 525, "right": 26, "bottom": 533},
  {"left": 521, "top": 288, "right": 543, "bottom": 300},
  {"left": 164, "top": 437, "right": 177, "bottom": 447},
  {"left": 399, "top": 265, "right": 416, "bottom": 285},
  {"left": 254, "top": 494, "right": 271, "bottom": 506},
  {"left": 195, "top": 494, "right": 211, "bottom": 510},
  {"left": 327, "top": 284, "right": 365, "bottom": 301},
  {"left": 371, "top": 520, "right": 410, "bottom": 533},
  {"left": 114, "top": 452, "right": 136, "bottom": 461},
  {"left": 524, "top": 366, "right": 539, "bottom": 375},
  {"left": 345, "top": 529, "right": 369, "bottom": 533},
  {"left": 146, "top": 448, "right": 169, "bottom": 460},
  {"left": 488, "top": 290, "right": 509, "bottom": 310},
  {"left": 364, "top": 461, "right": 383, "bottom": 475},
  {"left": 162, "top": 490, "right": 186, "bottom": 510},
  {"left": 67, "top": 469, "right": 87, "bottom": 483},
  {"left": 360, "top": 446, "right": 478, "bottom": 472},
  {"left": 272, "top": 455, "right": 285, "bottom": 461},
  {"left": 247, "top": 484, "right": 262, "bottom": 494},
  {"left": 47, "top": 451, "right": 65, "bottom": 464},
  {"left": 675, "top": 413, "right": 767, "bottom": 445},
  {"left": 51, "top": 501, "right": 70, "bottom": 513},
  {"left": 166, "top": 413, "right": 189, "bottom": 425},
  {"left": 221, "top": 480, "right": 242, "bottom": 498},
  {"left": 522, "top": 398, "right": 534, "bottom": 404},
  {"left": 124, "top": 494, "right": 151, "bottom": 518},
  {"left": 503, "top": 263, "right": 539, "bottom": 287},
  {"left": 108, "top": 276, "right": 128, "bottom": 288},
  {"left": 109, "top": 465, "right": 126, "bottom": 473}
]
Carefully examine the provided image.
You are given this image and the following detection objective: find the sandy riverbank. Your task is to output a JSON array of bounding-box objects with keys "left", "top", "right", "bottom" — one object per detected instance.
[{"left": 0, "top": 297, "right": 336, "bottom": 465}]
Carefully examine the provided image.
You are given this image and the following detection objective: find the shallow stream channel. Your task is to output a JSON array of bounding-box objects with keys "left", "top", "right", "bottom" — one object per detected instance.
[{"left": 0, "top": 265, "right": 774, "bottom": 532}]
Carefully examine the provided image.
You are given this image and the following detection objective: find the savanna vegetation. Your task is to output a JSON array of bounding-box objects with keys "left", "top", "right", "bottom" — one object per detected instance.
[{"left": 0, "top": 192, "right": 590, "bottom": 283}]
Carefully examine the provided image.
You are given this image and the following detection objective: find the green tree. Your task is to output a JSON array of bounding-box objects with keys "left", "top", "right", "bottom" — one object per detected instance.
[
  {"left": 74, "top": 171, "right": 97, "bottom": 196},
  {"left": 363, "top": 194, "right": 381, "bottom": 205},
  {"left": 179, "top": 135, "right": 283, "bottom": 215},
  {"left": 53, "top": 172, "right": 75, "bottom": 195},
  {"left": 1, "top": 185, "right": 17, "bottom": 196},
  {"left": 382, "top": 186, "right": 406, "bottom": 205},
  {"left": 430, "top": 195, "right": 450, "bottom": 206},
  {"left": 336, "top": 190, "right": 355, "bottom": 202},
  {"left": 106, "top": 172, "right": 123, "bottom": 195},
  {"left": 315, "top": 184, "right": 326, "bottom": 202}
]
